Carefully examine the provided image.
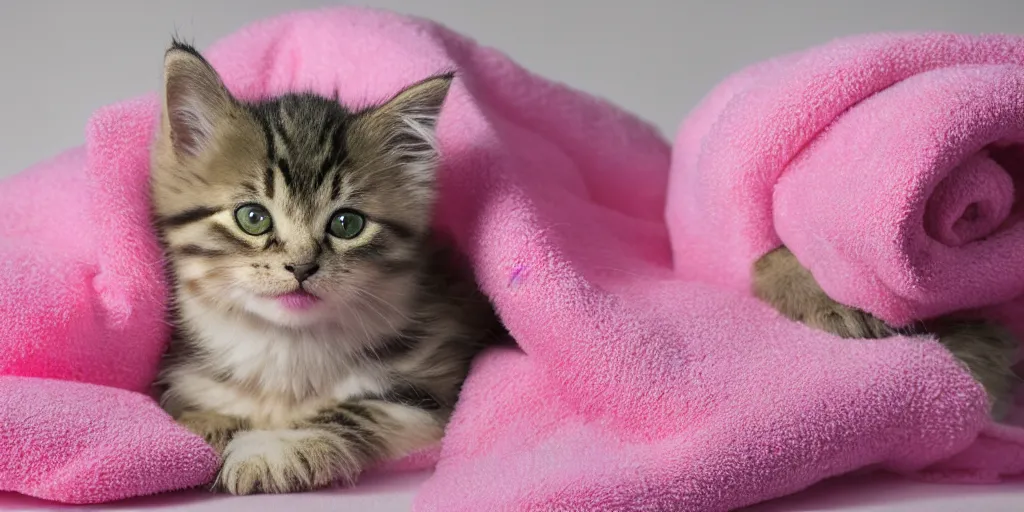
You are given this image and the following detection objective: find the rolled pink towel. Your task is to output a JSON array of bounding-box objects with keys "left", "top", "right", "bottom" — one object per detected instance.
[
  {"left": 923, "top": 152, "right": 1015, "bottom": 248},
  {"left": 668, "top": 33, "right": 1024, "bottom": 325}
]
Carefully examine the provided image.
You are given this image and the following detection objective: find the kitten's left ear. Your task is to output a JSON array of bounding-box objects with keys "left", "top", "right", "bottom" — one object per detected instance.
[
  {"left": 357, "top": 73, "right": 454, "bottom": 163},
  {"left": 160, "top": 41, "right": 235, "bottom": 159}
]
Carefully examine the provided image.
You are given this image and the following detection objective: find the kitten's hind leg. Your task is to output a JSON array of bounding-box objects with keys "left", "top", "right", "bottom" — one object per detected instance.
[
  {"left": 926, "top": 319, "right": 1020, "bottom": 420},
  {"left": 752, "top": 247, "right": 1020, "bottom": 418},
  {"left": 752, "top": 246, "right": 892, "bottom": 339}
]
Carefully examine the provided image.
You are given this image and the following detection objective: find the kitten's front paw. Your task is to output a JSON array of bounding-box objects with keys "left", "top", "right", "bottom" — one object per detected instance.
[
  {"left": 216, "top": 429, "right": 359, "bottom": 495},
  {"left": 176, "top": 410, "right": 245, "bottom": 454}
]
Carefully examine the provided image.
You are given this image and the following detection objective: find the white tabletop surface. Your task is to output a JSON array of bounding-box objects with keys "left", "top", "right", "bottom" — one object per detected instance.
[{"left": 2, "top": 471, "right": 1023, "bottom": 511}]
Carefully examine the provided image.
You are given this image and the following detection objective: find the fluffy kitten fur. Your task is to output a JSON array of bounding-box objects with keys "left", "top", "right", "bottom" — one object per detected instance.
[
  {"left": 753, "top": 246, "right": 1019, "bottom": 419},
  {"left": 150, "top": 41, "right": 499, "bottom": 495}
]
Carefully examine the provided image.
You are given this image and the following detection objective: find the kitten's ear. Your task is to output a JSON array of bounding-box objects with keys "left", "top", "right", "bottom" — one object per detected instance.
[
  {"left": 161, "top": 42, "right": 233, "bottom": 158},
  {"left": 360, "top": 73, "right": 454, "bottom": 163},
  {"left": 374, "top": 73, "right": 453, "bottom": 130}
]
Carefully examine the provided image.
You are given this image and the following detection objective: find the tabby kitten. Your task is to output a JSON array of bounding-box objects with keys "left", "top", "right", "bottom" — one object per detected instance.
[
  {"left": 150, "top": 41, "right": 499, "bottom": 495},
  {"left": 753, "top": 246, "right": 1019, "bottom": 419}
]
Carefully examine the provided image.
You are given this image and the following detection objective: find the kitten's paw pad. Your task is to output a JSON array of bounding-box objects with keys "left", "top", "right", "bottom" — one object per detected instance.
[
  {"left": 810, "top": 305, "right": 891, "bottom": 339},
  {"left": 216, "top": 429, "right": 358, "bottom": 495}
]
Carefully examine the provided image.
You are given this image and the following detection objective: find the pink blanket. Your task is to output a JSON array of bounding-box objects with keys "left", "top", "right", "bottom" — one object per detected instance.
[{"left": 2, "top": 8, "right": 1024, "bottom": 511}]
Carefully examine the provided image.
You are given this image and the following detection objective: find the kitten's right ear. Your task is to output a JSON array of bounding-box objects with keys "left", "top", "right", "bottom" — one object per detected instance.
[{"left": 161, "top": 42, "right": 232, "bottom": 158}]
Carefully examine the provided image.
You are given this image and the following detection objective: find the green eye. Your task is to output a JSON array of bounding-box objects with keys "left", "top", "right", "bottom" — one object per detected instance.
[
  {"left": 328, "top": 210, "right": 366, "bottom": 239},
  {"left": 234, "top": 204, "right": 273, "bottom": 236}
]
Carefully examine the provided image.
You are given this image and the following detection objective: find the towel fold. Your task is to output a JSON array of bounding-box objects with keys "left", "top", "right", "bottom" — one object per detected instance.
[
  {"left": 1, "top": 11, "right": 1024, "bottom": 511},
  {"left": 0, "top": 376, "right": 218, "bottom": 503},
  {"left": 667, "top": 34, "right": 1024, "bottom": 326}
]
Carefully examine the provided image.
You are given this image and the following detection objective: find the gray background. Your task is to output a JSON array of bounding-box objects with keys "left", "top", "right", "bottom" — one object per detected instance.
[{"left": 1, "top": 0, "right": 1022, "bottom": 176}]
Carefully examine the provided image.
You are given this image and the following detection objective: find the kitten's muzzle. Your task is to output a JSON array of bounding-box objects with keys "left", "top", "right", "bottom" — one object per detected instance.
[{"left": 284, "top": 262, "right": 320, "bottom": 283}]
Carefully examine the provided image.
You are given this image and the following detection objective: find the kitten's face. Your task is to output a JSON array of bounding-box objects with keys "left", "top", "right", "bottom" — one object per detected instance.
[{"left": 151, "top": 43, "right": 452, "bottom": 328}]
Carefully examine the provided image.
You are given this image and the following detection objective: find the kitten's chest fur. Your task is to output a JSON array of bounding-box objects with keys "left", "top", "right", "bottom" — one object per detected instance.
[
  {"left": 161, "top": 305, "right": 392, "bottom": 428},
  {"left": 157, "top": 238, "right": 498, "bottom": 431}
]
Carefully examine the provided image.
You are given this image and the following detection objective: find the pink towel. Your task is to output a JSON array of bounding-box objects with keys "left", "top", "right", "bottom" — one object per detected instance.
[
  {"left": 0, "top": 98, "right": 219, "bottom": 502},
  {"left": 0, "top": 377, "right": 218, "bottom": 503},
  {"left": 1, "top": 9, "right": 1023, "bottom": 511},
  {"left": 666, "top": 33, "right": 1024, "bottom": 327}
]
